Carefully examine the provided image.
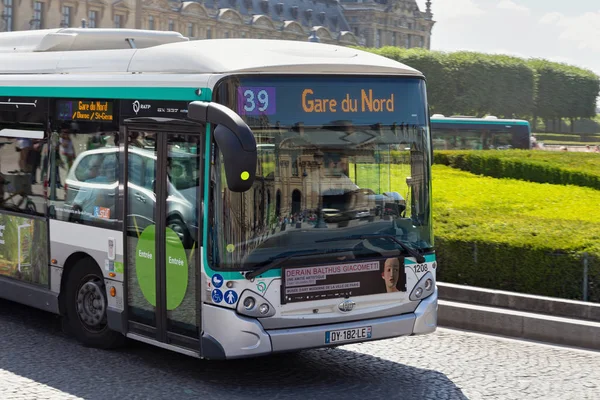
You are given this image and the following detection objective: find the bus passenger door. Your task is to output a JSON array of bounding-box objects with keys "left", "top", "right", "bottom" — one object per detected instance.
[{"left": 123, "top": 120, "right": 203, "bottom": 353}]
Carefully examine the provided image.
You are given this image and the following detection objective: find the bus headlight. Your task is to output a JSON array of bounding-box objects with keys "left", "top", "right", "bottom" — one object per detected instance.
[
  {"left": 243, "top": 296, "right": 256, "bottom": 311},
  {"left": 259, "top": 304, "right": 270, "bottom": 315},
  {"left": 409, "top": 271, "right": 436, "bottom": 301},
  {"left": 236, "top": 290, "right": 275, "bottom": 318},
  {"left": 424, "top": 279, "right": 433, "bottom": 291}
]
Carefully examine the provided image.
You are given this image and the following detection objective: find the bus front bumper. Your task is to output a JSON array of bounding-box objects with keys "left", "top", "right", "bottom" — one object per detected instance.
[{"left": 201, "top": 289, "right": 437, "bottom": 360}]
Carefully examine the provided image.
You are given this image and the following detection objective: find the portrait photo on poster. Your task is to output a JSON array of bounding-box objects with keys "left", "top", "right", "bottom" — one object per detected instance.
[{"left": 381, "top": 257, "right": 406, "bottom": 293}]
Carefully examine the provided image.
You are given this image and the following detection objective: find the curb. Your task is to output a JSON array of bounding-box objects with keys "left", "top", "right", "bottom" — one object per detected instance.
[
  {"left": 437, "top": 282, "right": 600, "bottom": 322},
  {"left": 438, "top": 300, "right": 600, "bottom": 351}
]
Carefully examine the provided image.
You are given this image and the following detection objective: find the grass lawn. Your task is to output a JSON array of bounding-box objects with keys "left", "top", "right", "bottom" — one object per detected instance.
[{"left": 432, "top": 164, "right": 600, "bottom": 256}]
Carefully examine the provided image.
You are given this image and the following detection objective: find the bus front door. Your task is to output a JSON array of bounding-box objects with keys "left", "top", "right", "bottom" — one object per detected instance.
[{"left": 124, "top": 121, "right": 203, "bottom": 353}]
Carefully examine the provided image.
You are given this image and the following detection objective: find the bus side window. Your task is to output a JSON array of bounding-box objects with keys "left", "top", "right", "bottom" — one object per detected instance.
[
  {"left": 0, "top": 136, "right": 47, "bottom": 216},
  {"left": 47, "top": 120, "right": 122, "bottom": 229}
]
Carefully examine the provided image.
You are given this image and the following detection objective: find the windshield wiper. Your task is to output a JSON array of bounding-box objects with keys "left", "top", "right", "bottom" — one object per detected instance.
[
  {"left": 244, "top": 247, "right": 355, "bottom": 280},
  {"left": 316, "top": 234, "right": 426, "bottom": 263}
]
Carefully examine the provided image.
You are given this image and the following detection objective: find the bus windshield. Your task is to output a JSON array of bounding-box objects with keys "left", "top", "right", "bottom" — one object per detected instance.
[{"left": 209, "top": 76, "right": 432, "bottom": 271}]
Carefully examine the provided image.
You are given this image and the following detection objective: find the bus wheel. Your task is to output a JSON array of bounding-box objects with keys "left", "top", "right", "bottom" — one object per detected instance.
[{"left": 63, "top": 259, "right": 125, "bottom": 349}]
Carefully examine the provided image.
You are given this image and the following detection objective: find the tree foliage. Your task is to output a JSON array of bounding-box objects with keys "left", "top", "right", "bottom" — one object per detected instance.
[
  {"left": 528, "top": 59, "right": 600, "bottom": 124},
  {"left": 373, "top": 47, "right": 455, "bottom": 115},
  {"left": 361, "top": 47, "right": 599, "bottom": 123}
]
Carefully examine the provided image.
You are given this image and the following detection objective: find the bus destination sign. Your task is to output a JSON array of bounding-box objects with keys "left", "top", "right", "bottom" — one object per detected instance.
[
  {"left": 57, "top": 100, "right": 114, "bottom": 122},
  {"left": 238, "top": 86, "right": 393, "bottom": 116},
  {"left": 299, "top": 88, "right": 394, "bottom": 114},
  {"left": 235, "top": 77, "right": 426, "bottom": 127}
]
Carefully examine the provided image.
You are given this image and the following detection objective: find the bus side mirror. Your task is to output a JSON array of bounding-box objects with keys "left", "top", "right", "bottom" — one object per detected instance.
[
  {"left": 214, "top": 124, "right": 257, "bottom": 193},
  {"left": 187, "top": 101, "right": 257, "bottom": 192}
]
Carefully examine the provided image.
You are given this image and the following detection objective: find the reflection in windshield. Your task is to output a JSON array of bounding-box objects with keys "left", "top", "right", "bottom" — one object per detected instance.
[{"left": 209, "top": 123, "right": 432, "bottom": 271}]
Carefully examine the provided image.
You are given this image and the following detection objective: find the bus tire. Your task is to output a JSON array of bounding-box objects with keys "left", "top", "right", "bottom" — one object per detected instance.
[{"left": 63, "top": 258, "right": 125, "bottom": 349}]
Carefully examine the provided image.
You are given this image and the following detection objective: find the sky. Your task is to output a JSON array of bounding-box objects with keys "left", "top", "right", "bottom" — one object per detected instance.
[{"left": 415, "top": 0, "right": 600, "bottom": 76}]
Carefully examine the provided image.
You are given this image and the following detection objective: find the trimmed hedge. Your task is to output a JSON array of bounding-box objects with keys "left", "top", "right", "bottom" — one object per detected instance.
[
  {"left": 431, "top": 165, "right": 600, "bottom": 254},
  {"left": 535, "top": 131, "right": 600, "bottom": 138},
  {"left": 435, "top": 238, "right": 599, "bottom": 302},
  {"left": 433, "top": 150, "right": 600, "bottom": 190},
  {"left": 432, "top": 164, "right": 600, "bottom": 301},
  {"left": 535, "top": 133, "right": 600, "bottom": 143},
  {"left": 542, "top": 140, "right": 600, "bottom": 146}
]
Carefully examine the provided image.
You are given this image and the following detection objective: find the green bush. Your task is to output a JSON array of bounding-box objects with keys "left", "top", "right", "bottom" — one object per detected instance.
[
  {"left": 535, "top": 133, "right": 600, "bottom": 142},
  {"left": 432, "top": 165, "right": 600, "bottom": 301},
  {"left": 433, "top": 150, "right": 600, "bottom": 190},
  {"left": 541, "top": 140, "right": 600, "bottom": 146},
  {"left": 435, "top": 238, "right": 599, "bottom": 301}
]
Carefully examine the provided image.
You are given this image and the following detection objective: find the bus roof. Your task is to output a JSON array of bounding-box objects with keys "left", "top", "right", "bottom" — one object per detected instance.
[
  {"left": 0, "top": 28, "right": 423, "bottom": 77},
  {"left": 430, "top": 116, "right": 531, "bottom": 127}
]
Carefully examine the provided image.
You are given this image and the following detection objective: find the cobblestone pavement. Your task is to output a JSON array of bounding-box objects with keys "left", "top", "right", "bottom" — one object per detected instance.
[{"left": 1, "top": 299, "right": 599, "bottom": 400}]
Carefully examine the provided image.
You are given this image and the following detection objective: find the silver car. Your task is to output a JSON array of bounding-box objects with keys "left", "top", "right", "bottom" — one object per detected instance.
[{"left": 63, "top": 146, "right": 199, "bottom": 247}]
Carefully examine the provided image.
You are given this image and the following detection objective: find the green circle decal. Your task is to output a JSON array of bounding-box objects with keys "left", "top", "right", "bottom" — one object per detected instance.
[
  {"left": 165, "top": 226, "right": 188, "bottom": 310},
  {"left": 136, "top": 225, "right": 157, "bottom": 307},
  {"left": 135, "top": 225, "right": 189, "bottom": 310}
]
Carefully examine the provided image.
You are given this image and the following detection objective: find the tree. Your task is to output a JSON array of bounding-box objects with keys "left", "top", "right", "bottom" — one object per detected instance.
[
  {"left": 528, "top": 59, "right": 600, "bottom": 132},
  {"left": 363, "top": 47, "right": 536, "bottom": 119},
  {"left": 374, "top": 47, "right": 456, "bottom": 115}
]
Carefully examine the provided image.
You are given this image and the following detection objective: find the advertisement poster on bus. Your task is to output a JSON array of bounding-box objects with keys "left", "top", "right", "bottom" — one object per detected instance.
[
  {"left": 0, "top": 214, "right": 48, "bottom": 286},
  {"left": 281, "top": 257, "right": 406, "bottom": 304}
]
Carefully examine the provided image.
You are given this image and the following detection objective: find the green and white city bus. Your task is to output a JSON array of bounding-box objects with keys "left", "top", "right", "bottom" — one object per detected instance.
[
  {"left": 430, "top": 114, "right": 532, "bottom": 150},
  {"left": 0, "top": 28, "right": 437, "bottom": 359}
]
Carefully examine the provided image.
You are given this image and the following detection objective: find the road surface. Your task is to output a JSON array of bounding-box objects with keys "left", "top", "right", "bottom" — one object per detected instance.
[{"left": 0, "top": 299, "right": 599, "bottom": 400}]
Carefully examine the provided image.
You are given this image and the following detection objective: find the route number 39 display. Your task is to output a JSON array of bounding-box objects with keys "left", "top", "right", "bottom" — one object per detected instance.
[
  {"left": 243, "top": 89, "right": 269, "bottom": 112},
  {"left": 237, "top": 86, "right": 276, "bottom": 115}
]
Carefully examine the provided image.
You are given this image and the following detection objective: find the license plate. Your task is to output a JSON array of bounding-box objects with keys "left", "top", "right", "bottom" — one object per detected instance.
[{"left": 325, "top": 326, "right": 372, "bottom": 344}]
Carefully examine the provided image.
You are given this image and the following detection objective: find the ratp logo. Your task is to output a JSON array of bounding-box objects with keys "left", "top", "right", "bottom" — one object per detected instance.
[
  {"left": 132, "top": 100, "right": 151, "bottom": 115},
  {"left": 256, "top": 281, "right": 267, "bottom": 293}
]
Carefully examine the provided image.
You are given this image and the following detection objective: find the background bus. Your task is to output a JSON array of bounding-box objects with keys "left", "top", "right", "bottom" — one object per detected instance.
[{"left": 430, "top": 115, "right": 532, "bottom": 150}]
